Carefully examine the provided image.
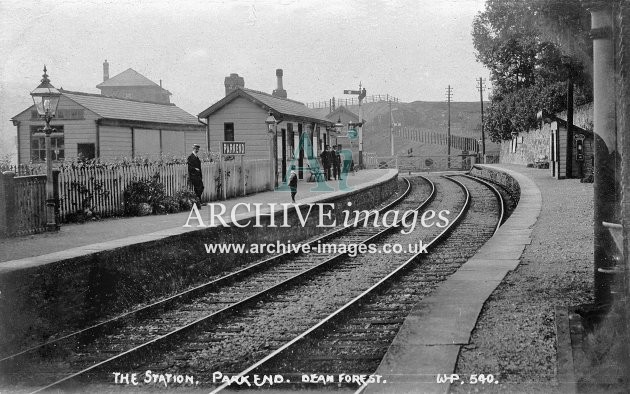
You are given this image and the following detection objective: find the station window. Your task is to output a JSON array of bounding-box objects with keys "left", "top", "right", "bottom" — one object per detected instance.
[
  {"left": 77, "top": 143, "right": 96, "bottom": 161},
  {"left": 224, "top": 123, "right": 234, "bottom": 141},
  {"left": 30, "top": 125, "right": 64, "bottom": 162}
]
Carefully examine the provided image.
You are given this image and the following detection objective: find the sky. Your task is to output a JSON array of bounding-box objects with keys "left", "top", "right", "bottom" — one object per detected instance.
[{"left": 0, "top": 0, "right": 491, "bottom": 157}]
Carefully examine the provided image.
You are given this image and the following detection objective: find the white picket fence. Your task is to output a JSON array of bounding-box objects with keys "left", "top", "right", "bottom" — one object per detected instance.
[{"left": 56, "top": 159, "right": 272, "bottom": 220}]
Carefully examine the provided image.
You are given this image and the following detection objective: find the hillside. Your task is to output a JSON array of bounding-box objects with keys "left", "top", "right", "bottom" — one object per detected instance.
[{"left": 313, "top": 100, "right": 499, "bottom": 157}]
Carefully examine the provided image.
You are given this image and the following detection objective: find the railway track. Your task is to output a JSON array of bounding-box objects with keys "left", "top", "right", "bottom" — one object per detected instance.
[
  {"left": 0, "top": 177, "right": 433, "bottom": 393},
  {"left": 211, "top": 174, "right": 504, "bottom": 392},
  {"left": 102, "top": 176, "right": 466, "bottom": 392}
]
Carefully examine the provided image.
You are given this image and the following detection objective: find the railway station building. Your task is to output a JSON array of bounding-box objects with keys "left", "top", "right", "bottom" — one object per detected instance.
[
  {"left": 198, "top": 70, "right": 335, "bottom": 181},
  {"left": 11, "top": 62, "right": 205, "bottom": 165},
  {"left": 325, "top": 105, "right": 360, "bottom": 162},
  {"left": 500, "top": 105, "right": 594, "bottom": 180}
]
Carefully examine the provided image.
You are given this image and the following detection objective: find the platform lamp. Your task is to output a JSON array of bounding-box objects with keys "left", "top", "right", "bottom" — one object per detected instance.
[
  {"left": 265, "top": 111, "right": 278, "bottom": 188},
  {"left": 31, "top": 66, "right": 61, "bottom": 231},
  {"left": 333, "top": 117, "right": 344, "bottom": 146}
]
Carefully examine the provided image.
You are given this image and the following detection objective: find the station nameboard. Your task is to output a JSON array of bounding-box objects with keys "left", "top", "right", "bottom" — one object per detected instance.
[{"left": 222, "top": 141, "right": 246, "bottom": 155}]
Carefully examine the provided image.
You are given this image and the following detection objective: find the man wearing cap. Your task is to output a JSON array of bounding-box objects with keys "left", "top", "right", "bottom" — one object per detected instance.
[{"left": 187, "top": 144, "right": 204, "bottom": 203}]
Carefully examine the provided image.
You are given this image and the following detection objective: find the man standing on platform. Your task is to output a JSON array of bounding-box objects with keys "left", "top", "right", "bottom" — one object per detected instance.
[
  {"left": 321, "top": 145, "right": 332, "bottom": 181},
  {"left": 187, "top": 144, "right": 204, "bottom": 203},
  {"left": 333, "top": 145, "right": 342, "bottom": 180}
]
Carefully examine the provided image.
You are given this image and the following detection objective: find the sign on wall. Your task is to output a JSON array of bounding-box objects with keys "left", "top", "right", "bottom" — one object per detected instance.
[{"left": 222, "top": 141, "right": 246, "bottom": 155}]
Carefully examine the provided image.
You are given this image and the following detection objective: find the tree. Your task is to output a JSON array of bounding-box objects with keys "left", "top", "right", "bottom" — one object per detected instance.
[{"left": 472, "top": 0, "right": 592, "bottom": 141}]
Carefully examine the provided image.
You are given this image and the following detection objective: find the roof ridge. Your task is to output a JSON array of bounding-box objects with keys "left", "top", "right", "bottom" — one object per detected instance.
[
  {"left": 61, "top": 89, "right": 176, "bottom": 106},
  {"left": 96, "top": 68, "right": 171, "bottom": 93},
  {"left": 241, "top": 87, "right": 305, "bottom": 105}
]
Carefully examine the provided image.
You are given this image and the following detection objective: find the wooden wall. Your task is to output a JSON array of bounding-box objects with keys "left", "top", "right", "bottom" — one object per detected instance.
[
  {"left": 133, "top": 129, "right": 161, "bottom": 158},
  {"left": 162, "top": 130, "right": 186, "bottom": 156},
  {"left": 14, "top": 96, "right": 205, "bottom": 163},
  {"left": 14, "top": 96, "right": 99, "bottom": 165},
  {"left": 184, "top": 129, "right": 206, "bottom": 154},
  {"left": 207, "top": 97, "right": 272, "bottom": 160},
  {"left": 100, "top": 126, "right": 132, "bottom": 160}
]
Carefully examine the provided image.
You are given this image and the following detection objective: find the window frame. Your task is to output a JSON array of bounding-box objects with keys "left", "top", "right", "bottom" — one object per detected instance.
[
  {"left": 224, "top": 122, "right": 235, "bottom": 142},
  {"left": 30, "top": 125, "right": 65, "bottom": 163}
]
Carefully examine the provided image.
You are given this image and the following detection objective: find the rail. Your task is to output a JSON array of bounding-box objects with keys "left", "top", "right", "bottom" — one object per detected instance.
[
  {"left": 211, "top": 176, "right": 472, "bottom": 393},
  {"left": 1, "top": 178, "right": 417, "bottom": 393}
]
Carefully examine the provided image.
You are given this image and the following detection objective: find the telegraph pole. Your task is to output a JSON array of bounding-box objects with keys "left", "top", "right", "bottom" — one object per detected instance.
[
  {"left": 359, "top": 83, "right": 364, "bottom": 168},
  {"left": 389, "top": 99, "right": 394, "bottom": 156},
  {"left": 446, "top": 85, "right": 453, "bottom": 168},
  {"left": 477, "top": 77, "right": 486, "bottom": 162}
]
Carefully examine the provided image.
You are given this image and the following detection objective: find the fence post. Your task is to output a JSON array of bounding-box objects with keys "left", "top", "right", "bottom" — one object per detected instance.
[
  {"left": 0, "top": 172, "right": 16, "bottom": 237},
  {"left": 53, "top": 169, "right": 60, "bottom": 223}
]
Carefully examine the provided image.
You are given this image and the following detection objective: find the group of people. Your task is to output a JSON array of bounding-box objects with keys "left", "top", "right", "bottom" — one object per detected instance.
[
  {"left": 189, "top": 143, "right": 300, "bottom": 204},
  {"left": 188, "top": 143, "right": 351, "bottom": 205},
  {"left": 320, "top": 144, "right": 344, "bottom": 181}
]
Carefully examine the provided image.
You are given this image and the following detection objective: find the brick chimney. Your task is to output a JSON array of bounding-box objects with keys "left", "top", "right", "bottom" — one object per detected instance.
[
  {"left": 103, "top": 60, "right": 109, "bottom": 82},
  {"left": 272, "top": 69, "right": 287, "bottom": 98},
  {"left": 224, "top": 73, "right": 245, "bottom": 95}
]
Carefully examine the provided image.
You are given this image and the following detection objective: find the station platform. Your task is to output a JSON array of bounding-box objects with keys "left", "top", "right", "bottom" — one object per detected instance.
[
  {"left": 0, "top": 169, "right": 396, "bottom": 271},
  {"left": 365, "top": 163, "right": 594, "bottom": 393},
  {"left": 0, "top": 164, "right": 595, "bottom": 393}
]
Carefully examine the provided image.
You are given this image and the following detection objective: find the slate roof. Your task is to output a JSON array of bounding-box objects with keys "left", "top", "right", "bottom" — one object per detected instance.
[
  {"left": 96, "top": 68, "right": 171, "bottom": 94},
  {"left": 198, "top": 88, "right": 333, "bottom": 125},
  {"left": 326, "top": 105, "right": 360, "bottom": 122},
  {"left": 62, "top": 90, "right": 202, "bottom": 126}
]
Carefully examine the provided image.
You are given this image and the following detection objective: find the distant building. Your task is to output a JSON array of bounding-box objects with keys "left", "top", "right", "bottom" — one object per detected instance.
[
  {"left": 325, "top": 105, "right": 360, "bottom": 162},
  {"left": 96, "top": 60, "right": 172, "bottom": 104},
  {"left": 500, "top": 107, "right": 594, "bottom": 180},
  {"left": 11, "top": 65, "right": 204, "bottom": 165}
]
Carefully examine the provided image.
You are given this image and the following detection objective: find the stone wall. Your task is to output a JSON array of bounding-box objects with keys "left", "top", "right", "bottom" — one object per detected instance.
[
  {"left": 499, "top": 125, "right": 550, "bottom": 165},
  {"left": 557, "top": 102, "right": 594, "bottom": 131},
  {"left": 470, "top": 165, "right": 521, "bottom": 205},
  {"left": 499, "top": 103, "right": 593, "bottom": 166}
]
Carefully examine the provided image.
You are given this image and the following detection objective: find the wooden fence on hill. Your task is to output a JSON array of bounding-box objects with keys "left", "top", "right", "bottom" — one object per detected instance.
[
  {"left": 397, "top": 127, "right": 481, "bottom": 152},
  {"left": 305, "top": 94, "right": 400, "bottom": 109}
]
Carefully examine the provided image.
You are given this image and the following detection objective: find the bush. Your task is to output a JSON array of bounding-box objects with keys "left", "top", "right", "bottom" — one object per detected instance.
[
  {"left": 137, "top": 202, "right": 153, "bottom": 216},
  {"left": 122, "top": 173, "right": 203, "bottom": 217},
  {"left": 175, "top": 189, "right": 199, "bottom": 211},
  {"left": 123, "top": 173, "right": 166, "bottom": 216}
]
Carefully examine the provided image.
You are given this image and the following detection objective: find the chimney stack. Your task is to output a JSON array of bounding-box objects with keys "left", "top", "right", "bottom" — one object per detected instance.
[
  {"left": 103, "top": 60, "right": 109, "bottom": 82},
  {"left": 224, "top": 73, "right": 245, "bottom": 96},
  {"left": 272, "top": 68, "right": 287, "bottom": 98}
]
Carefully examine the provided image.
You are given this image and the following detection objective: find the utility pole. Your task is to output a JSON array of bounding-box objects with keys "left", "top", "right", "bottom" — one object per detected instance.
[
  {"left": 477, "top": 77, "right": 486, "bottom": 162},
  {"left": 389, "top": 99, "right": 394, "bottom": 156},
  {"left": 446, "top": 85, "right": 453, "bottom": 168}
]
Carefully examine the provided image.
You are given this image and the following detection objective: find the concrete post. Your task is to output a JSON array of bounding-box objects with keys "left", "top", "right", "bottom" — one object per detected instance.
[{"left": 591, "top": 5, "right": 619, "bottom": 308}]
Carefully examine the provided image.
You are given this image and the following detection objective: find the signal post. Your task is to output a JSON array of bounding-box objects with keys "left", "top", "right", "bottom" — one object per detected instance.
[{"left": 343, "top": 85, "right": 366, "bottom": 168}]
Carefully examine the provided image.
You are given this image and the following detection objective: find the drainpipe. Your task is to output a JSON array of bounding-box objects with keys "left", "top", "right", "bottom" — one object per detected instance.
[
  {"left": 198, "top": 116, "right": 209, "bottom": 152},
  {"left": 590, "top": 4, "right": 618, "bottom": 308}
]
